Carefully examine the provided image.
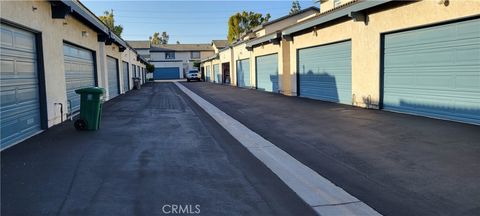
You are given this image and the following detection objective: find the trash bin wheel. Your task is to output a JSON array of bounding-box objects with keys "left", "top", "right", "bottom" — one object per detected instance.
[{"left": 74, "top": 119, "right": 88, "bottom": 130}]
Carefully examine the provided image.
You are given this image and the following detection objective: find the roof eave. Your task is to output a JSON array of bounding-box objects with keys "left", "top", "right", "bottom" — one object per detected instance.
[{"left": 282, "top": 0, "right": 392, "bottom": 36}]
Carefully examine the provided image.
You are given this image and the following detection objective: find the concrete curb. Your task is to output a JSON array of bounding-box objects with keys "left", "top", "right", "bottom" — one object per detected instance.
[{"left": 175, "top": 82, "right": 381, "bottom": 216}]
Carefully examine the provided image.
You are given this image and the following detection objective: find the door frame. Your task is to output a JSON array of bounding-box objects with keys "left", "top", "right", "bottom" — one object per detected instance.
[
  {"left": 255, "top": 52, "right": 278, "bottom": 91},
  {"left": 1, "top": 19, "right": 48, "bottom": 129},
  {"left": 107, "top": 55, "right": 121, "bottom": 96}
]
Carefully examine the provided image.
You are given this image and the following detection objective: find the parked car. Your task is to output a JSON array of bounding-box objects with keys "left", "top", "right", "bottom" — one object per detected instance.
[{"left": 186, "top": 70, "right": 201, "bottom": 82}]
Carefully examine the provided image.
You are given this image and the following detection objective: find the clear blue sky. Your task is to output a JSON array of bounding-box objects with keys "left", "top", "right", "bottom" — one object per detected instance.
[{"left": 82, "top": 0, "right": 318, "bottom": 44}]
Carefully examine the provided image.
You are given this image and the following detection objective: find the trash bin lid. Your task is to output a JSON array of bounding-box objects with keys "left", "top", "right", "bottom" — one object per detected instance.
[{"left": 75, "top": 87, "right": 105, "bottom": 95}]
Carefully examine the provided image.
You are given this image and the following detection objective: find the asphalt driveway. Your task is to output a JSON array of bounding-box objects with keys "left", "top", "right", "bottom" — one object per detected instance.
[
  {"left": 183, "top": 82, "right": 480, "bottom": 216},
  {"left": 1, "top": 82, "right": 314, "bottom": 216}
]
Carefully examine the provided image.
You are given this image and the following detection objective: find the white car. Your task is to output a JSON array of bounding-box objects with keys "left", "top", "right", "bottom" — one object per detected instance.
[{"left": 186, "top": 70, "right": 201, "bottom": 82}]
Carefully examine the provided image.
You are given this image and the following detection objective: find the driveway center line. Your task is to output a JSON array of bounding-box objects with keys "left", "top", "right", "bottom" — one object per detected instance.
[{"left": 175, "top": 82, "right": 382, "bottom": 216}]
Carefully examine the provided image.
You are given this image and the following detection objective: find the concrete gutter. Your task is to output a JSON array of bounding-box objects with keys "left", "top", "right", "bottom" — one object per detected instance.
[{"left": 175, "top": 82, "right": 382, "bottom": 216}]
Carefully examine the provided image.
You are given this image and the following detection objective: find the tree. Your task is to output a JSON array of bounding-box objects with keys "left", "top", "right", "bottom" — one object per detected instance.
[
  {"left": 98, "top": 10, "right": 123, "bottom": 36},
  {"left": 146, "top": 64, "right": 155, "bottom": 73},
  {"left": 289, "top": 0, "right": 301, "bottom": 15},
  {"left": 227, "top": 11, "right": 271, "bottom": 43},
  {"left": 149, "top": 31, "right": 169, "bottom": 45},
  {"left": 176, "top": 41, "right": 181, "bottom": 44}
]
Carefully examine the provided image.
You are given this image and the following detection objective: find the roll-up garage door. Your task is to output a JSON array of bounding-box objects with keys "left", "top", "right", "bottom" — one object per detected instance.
[
  {"left": 205, "top": 66, "right": 211, "bottom": 82},
  {"left": 122, "top": 61, "right": 129, "bottom": 93},
  {"left": 132, "top": 65, "right": 136, "bottom": 78},
  {"left": 298, "top": 40, "right": 352, "bottom": 104},
  {"left": 236, "top": 59, "right": 250, "bottom": 88},
  {"left": 383, "top": 18, "right": 480, "bottom": 125},
  {"left": 64, "top": 43, "right": 95, "bottom": 114},
  {"left": 213, "top": 64, "right": 220, "bottom": 83},
  {"left": 107, "top": 56, "right": 119, "bottom": 99},
  {"left": 1, "top": 24, "right": 42, "bottom": 149},
  {"left": 154, "top": 67, "right": 180, "bottom": 79},
  {"left": 256, "top": 54, "right": 279, "bottom": 93}
]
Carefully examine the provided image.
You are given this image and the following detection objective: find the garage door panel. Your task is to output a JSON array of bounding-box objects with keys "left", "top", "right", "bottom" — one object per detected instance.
[
  {"left": 122, "top": 61, "right": 129, "bottom": 92},
  {"left": 205, "top": 66, "right": 211, "bottom": 82},
  {"left": 383, "top": 18, "right": 480, "bottom": 124},
  {"left": 298, "top": 40, "right": 352, "bottom": 104},
  {"left": 1, "top": 24, "right": 41, "bottom": 149},
  {"left": 237, "top": 59, "right": 250, "bottom": 88},
  {"left": 107, "top": 57, "right": 119, "bottom": 99},
  {"left": 64, "top": 43, "right": 95, "bottom": 113},
  {"left": 154, "top": 67, "right": 180, "bottom": 80},
  {"left": 256, "top": 54, "right": 278, "bottom": 92}
]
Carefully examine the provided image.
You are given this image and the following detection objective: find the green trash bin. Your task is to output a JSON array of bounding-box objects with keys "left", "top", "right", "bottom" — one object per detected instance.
[{"left": 74, "top": 87, "right": 105, "bottom": 131}]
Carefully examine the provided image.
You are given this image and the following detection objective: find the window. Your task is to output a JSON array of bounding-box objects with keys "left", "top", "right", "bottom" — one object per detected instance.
[
  {"left": 165, "top": 52, "right": 175, "bottom": 59},
  {"left": 191, "top": 51, "right": 200, "bottom": 59}
]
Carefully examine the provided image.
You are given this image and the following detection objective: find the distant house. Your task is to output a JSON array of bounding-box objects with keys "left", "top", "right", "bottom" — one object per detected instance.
[{"left": 128, "top": 42, "right": 216, "bottom": 79}]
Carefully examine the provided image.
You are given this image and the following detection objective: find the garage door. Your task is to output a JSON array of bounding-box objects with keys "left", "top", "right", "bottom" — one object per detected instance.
[
  {"left": 256, "top": 54, "right": 279, "bottom": 92},
  {"left": 64, "top": 43, "right": 95, "bottom": 114},
  {"left": 107, "top": 56, "right": 119, "bottom": 99},
  {"left": 213, "top": 64, "right": 220, "bottom": 83},
  {"left": 205, "top": 66, "right": 211, "bottom": 82},
  {"left": 154, "top": 67, "right": 179, "bottom": 79},
  {"left": 122, "top": 61, "right": 129, "bottom": 92},
  {"left": 298, "top": 41, "right": 352, "bottom": 104},
  {"left": 1, "top": 24, "right": 42, "bottom": 149},
  {"left": 383, "top": 19, "right": 480, "bottom": 125},
  {"left": 236, "top": 59, "right": 250, "bottom": 88}
]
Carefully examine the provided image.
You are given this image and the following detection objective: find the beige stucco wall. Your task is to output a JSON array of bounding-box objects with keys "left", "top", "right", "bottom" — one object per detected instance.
[
  {"left": 231, "top": 42, "right": 252, "bottom": 86},
  {"left": 320, "top": 0, "right": 355, "bottom": 13},
  {"left": 200, "top": 50, "right": 215, "bottom": 59},
  {"left": 218, "top": 48, "right": 234, "bottom": 85},
  {"left": 290, "top": 0, "right": 480, "bottom": 108},
  {"left": 1, "top": 0, "right": 145, "bottom": 127}
]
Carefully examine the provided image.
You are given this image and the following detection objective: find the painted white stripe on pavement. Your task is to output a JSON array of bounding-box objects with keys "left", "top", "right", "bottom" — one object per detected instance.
[{"left": 175, "top": 82, "right": 381, "bottom": 216}]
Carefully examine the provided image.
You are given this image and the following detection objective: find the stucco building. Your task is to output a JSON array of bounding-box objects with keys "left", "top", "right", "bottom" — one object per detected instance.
[
  {"left": 201, "top": 0, "right": 480, "bottom": 125},
  {"left": 128, "top": 41, "right": 217, "bottom": 79},
  {"left": 0, "top": 0, "right": 147, "bottom": 149}
]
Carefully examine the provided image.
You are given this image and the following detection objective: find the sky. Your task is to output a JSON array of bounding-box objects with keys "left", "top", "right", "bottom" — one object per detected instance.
[{"left": 82, "top": 0, "right": 318, "bottom": 44}]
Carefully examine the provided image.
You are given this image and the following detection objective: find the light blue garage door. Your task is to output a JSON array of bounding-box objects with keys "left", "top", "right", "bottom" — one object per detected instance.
[
  {"left": 256, "top": 54, "right": 279, "bottom": 93},
  {"left": 1, "top": 24, "right": 42, "bottom": 149},
  {"left": 383, "top": 18, "right": 480, "bottom": 125},
  {"left": 213, "top": 64, "right": 220, "bottom": 83},
  {"left": 107, "top": 56, "right": 119, "bottom": 99},
  {"left": 122, "top": 61, "right": 129, "bottom": 92},
  {"left": 205, "top": 66, "right": 211, "bottom": 82},
  {"left": 298, "top": 40, "right": 352, "bottom": 104},
  {"left": 154, "top": 67, "right": 180, "bottom": 79},
  {"left": 236, "top": 59, "right": 251, "bottom": 88},
  {"left": 64, "top": 43, "right": 95, "bottom": 114}
]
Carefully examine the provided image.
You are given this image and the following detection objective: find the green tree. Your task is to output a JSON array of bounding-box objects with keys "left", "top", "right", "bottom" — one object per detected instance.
[
  {"left": 160, "top": 32, "right": 169, "bottom": 44},
  {"left": 176, "top": 41, "right": 181, "bottom": 44},
  {"left": 227, "top": 11, "right": 271, "bottom": 43},
  {"left": 289, "top": 0, "right": 301, "bottom": 14},
  {"left": 146, "top": 64, "right": 155, "bottom": 73},
  {"left": 149, "top": 31, "right": 169, "bottom": 45},
  {"left": 98, "top": 10, "right": 123, "bottom": 36}
]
